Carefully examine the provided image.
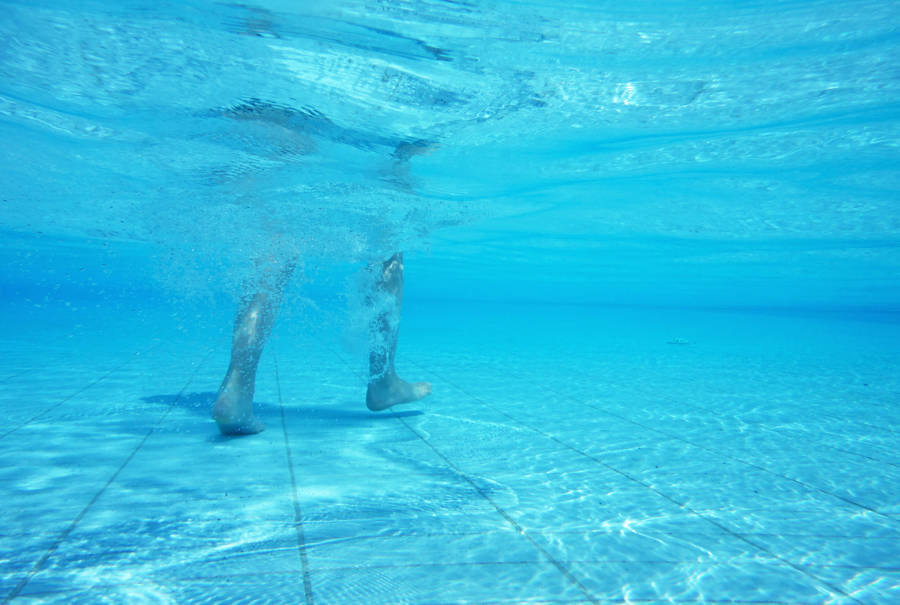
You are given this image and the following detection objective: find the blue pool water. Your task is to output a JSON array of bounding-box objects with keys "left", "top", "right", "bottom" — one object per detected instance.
[{"left": 2, "top": 1, "right": 899, "bottom": 603}]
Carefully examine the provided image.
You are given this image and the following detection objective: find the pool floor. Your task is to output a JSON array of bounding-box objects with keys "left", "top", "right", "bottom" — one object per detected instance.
[{"left": 1, "top": 300, "right": 898, "bottom": 604}]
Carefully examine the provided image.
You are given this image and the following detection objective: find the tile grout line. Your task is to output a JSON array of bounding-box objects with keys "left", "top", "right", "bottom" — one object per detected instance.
[
  {"left": 821, "top": 445, "right": 900, "bottom": 469},
  {"left": 494, "top": 363, "right": 899, "bottom": 525},
  {"left": 5, "top": 525, "right": 895, "bottom": 544},
  {"left": 325, "top": 346, "right": 601, "bottom": 605},
  {"left": 0, "top": 575, "right": 805, "bottom": 605},
  {"left": 0, "top": 339, "right": 164, "bottom": 441},
  {"left": 2, "top": 347, "right": 213, "bottom": 604},
  {"left": 449, "top": 354, "right": 899, "bottom": 437},
  {"left": 17, "top": 552, "right": 897, "bottom": 577},
  {"left": 595, "top": 375, "right": 896, "bottom": 437},
  {"left": 579, "top": 389, "right": 900, "bottom": 469},
  {"left": 273, "top": 351, "right": 315, "bottom": 605},
  {"left": 0, "top": 369, "right": 33, "bottom": 384},
  {"left": 416, "top": 363, "right": 865, "bottom": 605},
  {"left": 688, "top": 403, "right": 900, "bottom": 469},
  {"left": 397, "top": 415, "right": 602, "bottom": 604}
]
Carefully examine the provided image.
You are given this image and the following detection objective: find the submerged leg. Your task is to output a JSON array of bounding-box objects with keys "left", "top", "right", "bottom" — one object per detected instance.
[
  {"left": 366, "top": 253, "right": 431, "bottom": 411},
  {"left": 212, "top": 259, "right": 295, "bottom": 435}
]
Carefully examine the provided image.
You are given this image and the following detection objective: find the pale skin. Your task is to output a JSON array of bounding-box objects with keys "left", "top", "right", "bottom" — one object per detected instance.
[
  {"left": 210, "top": 103, "right": 436, "bottom": 435},
  {"left": 212, "top": 252, "right": 431, "bottom": 435}
]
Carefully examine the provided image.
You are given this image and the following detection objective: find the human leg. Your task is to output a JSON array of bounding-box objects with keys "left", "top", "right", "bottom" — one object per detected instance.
[
  {"left": 212, "top": 258, "right": 295, "bottom": 435},
  {"left": 365, "top": 253, "right": 431, "bottom": 411}
]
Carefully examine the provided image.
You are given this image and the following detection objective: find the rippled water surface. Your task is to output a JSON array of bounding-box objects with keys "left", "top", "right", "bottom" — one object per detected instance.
[
  {"left": 1, "top": 0, "right": 899, "bottom": 603},
  {"left": 2, "top": 0, "right": 899, "bottom": 302}
]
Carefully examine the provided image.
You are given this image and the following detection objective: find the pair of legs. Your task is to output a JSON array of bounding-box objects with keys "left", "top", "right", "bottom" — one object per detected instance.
[{"left": 212, "top": 253, "right": 431, "bottom": 435}]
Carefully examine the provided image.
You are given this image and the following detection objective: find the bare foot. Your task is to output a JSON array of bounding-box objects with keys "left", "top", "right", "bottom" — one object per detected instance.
[
  {"left": 212, "top": 383, "right": 265, "bottom": 435},
  {"left": 366, "top": 372, "right": 432, "bottom": 411}
]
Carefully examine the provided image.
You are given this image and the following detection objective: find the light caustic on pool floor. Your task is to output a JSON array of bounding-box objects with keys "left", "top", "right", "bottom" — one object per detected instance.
[{"left": 1, "top": 308, "right": 899, "bottom": 604}]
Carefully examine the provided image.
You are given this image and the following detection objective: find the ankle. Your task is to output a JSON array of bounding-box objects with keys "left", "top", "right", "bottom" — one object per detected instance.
[{"left": 369, "top": 369, "right": 398, "bottom": 387}]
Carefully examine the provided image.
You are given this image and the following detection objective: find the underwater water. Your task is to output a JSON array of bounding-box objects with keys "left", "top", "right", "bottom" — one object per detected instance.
[{"left": 1, "top": 0, "right": 899, "bottom": 603}]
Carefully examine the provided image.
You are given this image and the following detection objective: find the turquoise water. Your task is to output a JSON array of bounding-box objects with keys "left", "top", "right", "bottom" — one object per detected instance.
[{"left": 2, "top": 1, "right": 899, "bottom": 603}]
